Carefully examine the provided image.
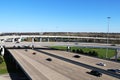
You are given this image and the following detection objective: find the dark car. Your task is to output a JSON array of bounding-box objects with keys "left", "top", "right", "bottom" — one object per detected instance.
[
  {"left": 89, "top": 70, "right": 102, "bottom": 77},
  {"left": 107, "top": 69, "right": 117, "bottom": 73},
  {"left": 32, "top": 52, "right": 36, "bottom": 55},
  {"left": 73, "top": 55, "right": 80, "bottom": 58},
  {"left": 116, "top": 69, "right": 120, "bottom": 73},
  {"left": 107, "top": 69, "right": 120, "bottom": 73},
  {"left": 46, "top": 58, "right": 52, "bottom": 61}
]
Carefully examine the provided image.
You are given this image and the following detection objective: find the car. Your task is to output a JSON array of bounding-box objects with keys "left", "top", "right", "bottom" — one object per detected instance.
[
  {"left": 107, "top": 69, "right": 117, "bottom": 73},
  {"left": 111, "top": 44, "right": 116, "bottom": 46},
  {"left": 108, "top": 69, "right": 120, "bottom": 73},
  {"left": 89, "top": 70, "right": 102, "bottom": 77},
  {"left": 32, "top": 52, "right": 36, "bottom": 55},
  {"left": 73, "top": 55, "right": 80, "bottom": 58},
  {"left": 46, "top": 58, "right": 52, "bottom": 61},
  {"left": 16, "top": 41, "right": 19, "bottom": 43},
  {"left": 116, "top": 69, "right": 120, "bottom": 73},
  {"left": 22, "top": 45, "right": 30, "bottom": 48},
  {"left": 96, "top": 62, "right": 106, "bottom": 66}
]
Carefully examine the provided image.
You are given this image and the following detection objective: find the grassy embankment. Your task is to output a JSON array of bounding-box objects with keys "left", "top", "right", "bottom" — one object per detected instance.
[
  {"left": 0, "top": 56, "right": 8, "bottom": 74},
  {"left": 50, "top": 46, "right": 115, "bottom": 59}
]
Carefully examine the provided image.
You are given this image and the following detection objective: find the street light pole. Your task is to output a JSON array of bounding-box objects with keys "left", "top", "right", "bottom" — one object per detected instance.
[{"left": 106, "top": 17, "right": 111, "bottom": 59}]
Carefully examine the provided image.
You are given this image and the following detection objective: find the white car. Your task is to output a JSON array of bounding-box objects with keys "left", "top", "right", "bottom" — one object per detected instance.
[{"left": 96, "top": 62, "right": 106, "bottom": 66}]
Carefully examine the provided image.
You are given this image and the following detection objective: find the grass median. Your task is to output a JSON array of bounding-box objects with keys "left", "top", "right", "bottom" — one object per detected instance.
[{"left": 50, "top": 46, "right": 116, "bottom": 59}]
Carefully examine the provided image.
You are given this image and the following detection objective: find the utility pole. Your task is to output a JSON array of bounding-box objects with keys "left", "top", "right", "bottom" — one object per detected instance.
[{"left": 106, "top": 17, "right": 111, "bottom": 59}]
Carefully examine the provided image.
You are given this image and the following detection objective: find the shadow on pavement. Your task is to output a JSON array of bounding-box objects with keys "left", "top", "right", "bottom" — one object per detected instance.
[{"left": 3, "top": 49, "right": 29, "bottom": 80}]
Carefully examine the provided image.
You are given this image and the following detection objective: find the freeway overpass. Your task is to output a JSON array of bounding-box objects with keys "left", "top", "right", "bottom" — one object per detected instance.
[
  {"left": 1, "top": 41, "right": 119, "bottom": 65},
  {"left": 0, "top": 35, "right": 120, "bottom": 43}
]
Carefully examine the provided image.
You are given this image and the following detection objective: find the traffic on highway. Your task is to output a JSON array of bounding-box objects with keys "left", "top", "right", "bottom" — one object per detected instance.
[{"left": 8, "top": 48, "right": 120, "bottom": 80}]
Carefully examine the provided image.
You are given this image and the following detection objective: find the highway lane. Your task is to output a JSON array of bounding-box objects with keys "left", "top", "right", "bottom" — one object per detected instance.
[
  {"left": 9, "top": 49, "right": 72, "bottom": 80},
  {"left": 1, "top": 42, "right": 120, "bottom": 49},
  {"left": 9, "top": 50, "right": 49, "bottom": 80},
  {"left": 35, "top": 49, "right": 120, "bottom": 79},
  {"left": 13, "top": 49, "right": 98, "bottom": 80},
  {"left": 8, "top": 49, "right": 119, "bottom": 80},
  {"left": 39, "top": 49, "right": 120, "bottom": 69}
]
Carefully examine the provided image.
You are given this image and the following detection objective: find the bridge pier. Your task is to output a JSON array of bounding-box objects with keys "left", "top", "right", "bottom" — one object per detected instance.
[
  {"left": 32, "top": 37, "right": 34, "bottom": 43},
  {"left": 0, "top": 46, "right": 5, "bottom": 56},
  {"left": 39, "top": 37, "right": 42, "bottom": 42},
  {"left": 47, "top": 37, "right": 49, "bottom": 42},
  {"left": 12, "top": 38, "right": 15, "bottom": 42},
  {"left": 115, "top": 49, "right": 119, "bottom": 61},
  {"left": 18, "top": 37, "right": 22, "bottom": 42}
]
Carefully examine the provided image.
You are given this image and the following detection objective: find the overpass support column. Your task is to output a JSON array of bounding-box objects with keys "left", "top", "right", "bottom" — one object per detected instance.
[
  {"left": 39, "top": 37, "right": 42, "bottom": 42},
  {"left": 48, "top": 37, "right": 49, "bottom": 42},
  {"left": 32, "top": 37, "right": 34, "bottom": 43},
  {"left": 19, "top": 37, "right": 22, "bottom": 42},
  {"left": 12, "top": 38, "right": 15, "bottom": 42},
  {"left": 55, "top": 37, "right": 57, "bottom": 42},
  {"left": 115, "top": 49, "right": 118, "bottom": 61},
  {"left": 0, "top": 46, "right": 5, "bottom": 56}
]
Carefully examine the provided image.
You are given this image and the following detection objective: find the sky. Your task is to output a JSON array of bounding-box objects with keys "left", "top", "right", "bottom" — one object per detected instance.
[{"left": 0, "top": 0, "right": 120, "bottom": 32}]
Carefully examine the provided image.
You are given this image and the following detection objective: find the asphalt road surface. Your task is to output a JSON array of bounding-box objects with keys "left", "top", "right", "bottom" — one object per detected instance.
[
  {"left": 8, "top": 49, "right": 119, "bottom": 80},
  {"left": 39, "top": 49, "right": 120, "bottom": 69},
  {"left": 1, "top": 42, "right": 120, "bottom": 49}
]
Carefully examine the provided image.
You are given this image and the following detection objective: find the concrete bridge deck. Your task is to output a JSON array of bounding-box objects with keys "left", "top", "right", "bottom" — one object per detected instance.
[{"left": 8, "top": 49, "right": 119, "bottom": 80}]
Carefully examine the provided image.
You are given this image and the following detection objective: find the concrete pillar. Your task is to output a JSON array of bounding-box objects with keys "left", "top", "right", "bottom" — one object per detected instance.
[
  {"left": 32, "top": 45, "right": 34, "bottom": 49},
  {"left": 18, "top": 37, "right": 22, "bottom": 42},
  {"left": 115, "top": 49, "right": 118, "bottom": 61},
  {"left": 32, "top": 37, "right": 34, "bottom": 43},
  {"left": 39, "top": 37, "right": 42, "bottom": 42},
  {"left": 12, "top": 38, "right": 15, "bottom": 42},
  {"left": 0, "top": 46, "right": 4, "bottom": 56},
  {"left": 48, "top": 37, "right": 49, "bottom": 42},
  {"left": 55, "top": 38, "right": 56, "bottom": 42}
]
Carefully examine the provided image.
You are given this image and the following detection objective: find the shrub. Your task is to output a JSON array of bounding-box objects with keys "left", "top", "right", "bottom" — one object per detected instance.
[
  {"left": 76, "top": 49, "right": 80, "bottom": 53},
  {"left": 84, "top": 52, "right": 88, "bottom": 55},
  {"left": 79, "top": 49, "right": 84, "bottom": 54},
  {"left": 91, "top": 51, "right": 98, "bottom": 56},
  {"left": 88, "top": 51, "right": 92, "bottom": 56},
  {"left": 72, "top": 49, "right": 76, "bottom": 53}
]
